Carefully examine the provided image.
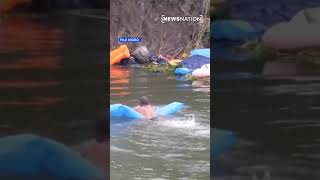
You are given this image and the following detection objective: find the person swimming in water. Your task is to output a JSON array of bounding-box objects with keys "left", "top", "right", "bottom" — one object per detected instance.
[{"left": 134, "top": 96, "right": 156, "bottom": 119}]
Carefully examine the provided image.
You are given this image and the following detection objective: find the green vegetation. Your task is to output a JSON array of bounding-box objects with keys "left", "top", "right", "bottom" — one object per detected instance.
[
  {"left": 186, "top": 74, "right": 197, "bottom": 81},
  {"left": 282, "top": 50, "right": 320, "bottom": 66},
  {"left": 239, "top": 40, "right": 320, "bottom": 67},
  {"left": 145, "top": 63, "right": 210, "bottom": 82},
  {"left": 185, "top": 74, "right": 210, "bottom": 82},
  {"left": 298, "top": 51, "right": 320, "bottom": 65},
  {"left": 145, "top": 63, "right": 176, "bottom": 75},
  {"left": 238, "top": 40, "right": 275, "bottom": 63}
]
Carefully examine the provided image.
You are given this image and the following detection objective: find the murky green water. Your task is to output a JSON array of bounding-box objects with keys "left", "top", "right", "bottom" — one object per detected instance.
[
  {"left": 214, "top": 74, "right": 320, "bottom": 180},
  {"left": 110, "top": 66, "right": 210, "bottom": 179}
]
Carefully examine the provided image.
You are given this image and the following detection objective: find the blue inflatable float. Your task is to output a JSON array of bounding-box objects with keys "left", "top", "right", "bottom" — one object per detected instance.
[
  {"left": 190, "top": 48, "right": 210, "bottom": 58},
  {"left": 211, "top": 128, "right": 238, "bottom": 160},
  {"left": 175, "top": 68, "right": 192, "bottom": 75},
  {"left": 156, "top": 102, "right": 185, "bottom": 116},
  {"left": 110, "top": 102, "right": 185, "bottom": 120},
  {"left": 0, "top": 134, "right": 105, "bottom": 179},
  {"left": 110, "top": 104, "right": 144, "bottom": 119}
]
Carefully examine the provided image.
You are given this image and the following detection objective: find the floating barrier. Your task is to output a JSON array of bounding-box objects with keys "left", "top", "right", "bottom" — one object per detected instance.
[
  {"left": 110, "top": 104, "right": 144, "bottom": 119},
  {"left": 156, "top": 102, "right": 185, "bottom": 116},
  {"left": 110, "top": 102, "right": 185, "bottom": 120}
]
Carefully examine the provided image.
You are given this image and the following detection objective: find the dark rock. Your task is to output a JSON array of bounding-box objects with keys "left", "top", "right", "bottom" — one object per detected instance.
[{"left": 132, "top": 46, "right": 149, "bottom": 64}]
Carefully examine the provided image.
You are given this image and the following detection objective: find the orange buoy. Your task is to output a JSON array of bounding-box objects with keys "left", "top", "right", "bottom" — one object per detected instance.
[
  {"left": 110, "top": 45, "right": 130, "bottom": 66},
  {"left": 0, "top": 0, "right": 30, "bottom": 13}
]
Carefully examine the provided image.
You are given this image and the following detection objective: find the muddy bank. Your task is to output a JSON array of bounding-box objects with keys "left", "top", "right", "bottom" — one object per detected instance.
[{"left": 110, "top": 0, "right": 209, "bottom": 55}]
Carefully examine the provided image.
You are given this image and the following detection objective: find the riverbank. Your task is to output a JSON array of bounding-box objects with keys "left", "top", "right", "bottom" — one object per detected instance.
[{"left": 213, "top": 1, "right": 320, "bottom": 77}]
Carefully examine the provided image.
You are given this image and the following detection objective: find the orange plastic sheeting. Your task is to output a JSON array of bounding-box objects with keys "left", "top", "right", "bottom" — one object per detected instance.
[
  {"left": 110, "top": 45, "right": 130, "bottom": 65},
  {"left": 0, "top": 0, "right": 30, "bottom": 13}
]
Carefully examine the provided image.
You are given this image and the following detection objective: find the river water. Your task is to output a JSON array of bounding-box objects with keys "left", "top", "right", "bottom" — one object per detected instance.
[
  {"left": 110, "top": 66, "right": 210, "bottom": 179},
  {"left": 214, "top": 74, "right": 320, "bottom": 180},
  {"left": 0, "top": 13, "right": 106, "bottom": 144}
]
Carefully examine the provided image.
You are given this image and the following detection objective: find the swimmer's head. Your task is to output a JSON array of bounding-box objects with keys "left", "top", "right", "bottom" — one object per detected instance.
[{"left": 139, "top": 96, "right": 149, "bottom": 106}]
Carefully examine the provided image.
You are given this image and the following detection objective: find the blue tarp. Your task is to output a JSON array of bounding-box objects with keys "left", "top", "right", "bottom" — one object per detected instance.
[{"left": 180, "top": 55, "right": 210, "bottom": 70}]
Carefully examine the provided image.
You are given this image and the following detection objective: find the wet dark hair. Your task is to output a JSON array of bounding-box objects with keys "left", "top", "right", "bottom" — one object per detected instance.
[{"left": 139, "top": 96, "right": 149, "bottom": 106}]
